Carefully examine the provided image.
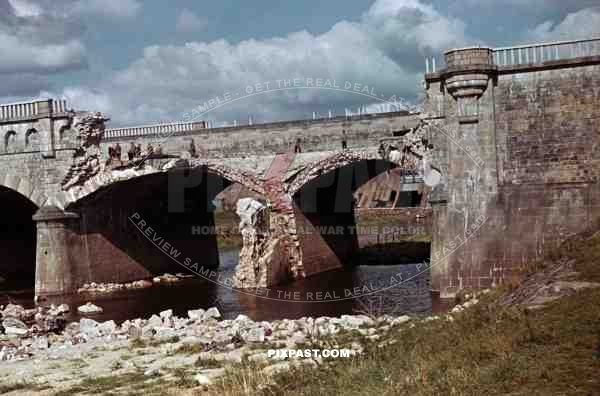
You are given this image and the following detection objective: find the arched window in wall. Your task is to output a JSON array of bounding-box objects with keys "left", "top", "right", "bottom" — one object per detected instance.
[
  {"left": 4, "top": 130, "right": 17, "bottom": 153},
  {"left": 25, "top": 128, "right": 40, "bottom": 150}
]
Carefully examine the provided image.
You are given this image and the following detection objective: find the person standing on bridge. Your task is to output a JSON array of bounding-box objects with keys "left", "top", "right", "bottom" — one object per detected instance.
[
  {"left": 294, "top": 138, "right": 302, "bottom": 153},
  {"left": 341, "top": 130, "right": 348, "bottom": 150},
  {"left": 107, "top": 145, "right": 115, "bottom": 165},
  {"left": 114, "top": 143, "right": 122, "bottom": 165},
  {"left": 127, "top": 142, "right": 135, "bottom": 161},
  {"left": 135, "top": 143, "right": 142, "bottom": 158},
  {"left": 189, "top": 138, "right": 198, "bottom": 158}
]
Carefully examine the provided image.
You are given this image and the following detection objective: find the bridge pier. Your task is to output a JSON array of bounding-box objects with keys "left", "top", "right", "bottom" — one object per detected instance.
[{"left": 33, "top": 206, "right": 80, "bottom": 296}]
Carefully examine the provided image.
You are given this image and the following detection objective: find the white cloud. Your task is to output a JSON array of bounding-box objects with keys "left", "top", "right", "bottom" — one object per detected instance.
[
  {"left": 176, "top": 9, "right": 207, "bottom": 33},
  {"left": 73, "top": 0, "right": 141, "bottom": 19},
  {"left": 0, "top": 34, "right": 86, "bottom": 74},
  {"left": 46, "top": 0, "right": 473, "bottom": 126},
  {"left": 8, "top": 0, "right": 42, "bottom": 16},
  {"left": 527, "top": 7, "right": 600, "bottom": 41},
  {"left": 0, "top": 0, "right": 87, "bottom": 96}
]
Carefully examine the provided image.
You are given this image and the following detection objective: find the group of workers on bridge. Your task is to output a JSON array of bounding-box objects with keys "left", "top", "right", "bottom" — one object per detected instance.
[{"left": 106, "top": 142, "right": 164, "bottom": 165}]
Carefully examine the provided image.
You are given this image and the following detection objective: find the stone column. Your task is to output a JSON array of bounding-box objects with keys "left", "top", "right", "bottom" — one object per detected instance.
[
  {"left": 428, "top": 47, "right": 499, "bottom": 297},
  {"left": 33, "top": 206, "right": 80, "bottom": 296},
  {"left": 36, "top": 99, "right": 56, "bottom": 158}
]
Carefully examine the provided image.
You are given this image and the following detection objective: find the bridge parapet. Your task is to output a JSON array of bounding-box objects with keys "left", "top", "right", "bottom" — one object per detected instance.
[
  {"left": 104, "top": 121, "right": 207, "bottom": 140},
  {"left": 425, "top": 37, "right": 600, "bottom": 74},
  {"left": 492, "top": 37, "right": 600, "bottom": 67},
  {"left": 0, "top": 99, "right": 69, "bottom": 122}
]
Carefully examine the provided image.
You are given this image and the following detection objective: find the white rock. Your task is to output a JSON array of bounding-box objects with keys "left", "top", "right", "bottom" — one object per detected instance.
[
  {"left": 144, "top": 367, "right": 160, "bottom": 377},
  {"left": 194, "top": 368, "right": 225, "bottom": 385},
  {"left": 98, "top": 320, "right": 117, "bottom": 336},
  {"left": 79, "top": 318, "right": 100, "bottom": 338},
  {"left": 2, "top": 318, "right": 28, "bottom": 335},
  {"left": 284, "top": 331, "right": 306, "bottom": 347},
  {"left": 154, "top": 327, "right": 176, "bottom": 339},
  {"left": 451, "top": 305, "right": 464, "bottom": 313},
  {"left": 31, "top": 336, "right": 49, "bottom": 350},
  {"left": 248, "top": 352, "right": 269, "bottom": 362},
  {"left": 225, "top": 349, "right": 244, "bottom": 363},
  {"left": 243, "top": 327, "right": 265, "bottom": 343},
  {"left": 159, "top": 309, "right": 173, "bottom": 320},
  {"left": 340, "top": 315, "right": 374, "bottom": 329},
  {"left": 146, "top": 315, "right": 162, "bottom": 329},
  {"left": 204, "top": 307, "right": 221, "bottom": 319},
  {"left": 2, "top": 304, "right": 26, "bottom": 319},
  {"left": 77, "top": 302, "right": 103, "bottom": 314},
  {"left": 187, "top": 309, "right": 205, "bottom": 321},
  {"left": 391, "top": 315, "right": 411, "bottom": 326},
  {"left": 263, "top": 362, "right": 290, "bottom": 375}
]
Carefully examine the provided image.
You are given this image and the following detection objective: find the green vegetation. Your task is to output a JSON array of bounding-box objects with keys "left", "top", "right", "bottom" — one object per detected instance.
[
  {"left": 205, "top": 229, "right": 600, "bottom": 395},
  {"left": 128, "top": 335, "right": 180, "bottom": 350},
  {"left": 175, "top": 342, "right": 207, "bottom": 355},
  {"left": 205, "top": 287, "right": 600, "bottom": 396},
  {"left": 194, "top": 357, "right": 223, "bottom": 369},
  {"left": 0, "top": 382, "right": 50, "bottom": 395}
]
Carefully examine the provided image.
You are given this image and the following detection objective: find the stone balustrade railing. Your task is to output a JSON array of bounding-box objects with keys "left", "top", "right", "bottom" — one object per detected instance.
[
  {"left": 425, "top": 36, "right": 600, "bottom": 73},
  {"left": 493, "top": 37, "right": 600, "bottom": 66},
  {"left": 104, "top": 121, "right": 207, "bottom": 139},
  {"left": 0, "top": 99, "right": 69, "bottom": 121}
]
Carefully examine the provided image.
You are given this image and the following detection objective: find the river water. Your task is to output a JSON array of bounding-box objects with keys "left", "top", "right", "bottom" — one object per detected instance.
[{"left": 1, "top": 249, "right": 450, "bottom": 323}]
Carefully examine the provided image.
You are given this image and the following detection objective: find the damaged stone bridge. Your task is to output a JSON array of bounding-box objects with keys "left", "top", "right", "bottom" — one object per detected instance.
[
  {"left": 0, "top": 100, "right": 428, "bottom": 297},
  {"left": 1, "top": 36, "right": 599, "bottom": 298}
]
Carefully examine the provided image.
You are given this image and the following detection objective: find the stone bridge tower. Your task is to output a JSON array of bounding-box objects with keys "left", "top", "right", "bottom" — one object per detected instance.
[{"left": 427, "top": 47, "right": 500, "bottom": 297}]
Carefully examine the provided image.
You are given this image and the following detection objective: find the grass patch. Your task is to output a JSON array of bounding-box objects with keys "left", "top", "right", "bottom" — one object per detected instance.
[
  {"left": 110, "top": 360, "right": 124, "bottom": 370},
  {"left": 128, "top": 335, "right": 181, "bottom": 350},
  {"left": 194, "top": 356, "right": 224, "bottom": 369},
  {"left": 68, "top": 358, "right": 88, "bottom": 369},
  {"left": 54, "top": 372, "right": 149, "bottom": 395},
  {"left": 0, "top": 382, "right": 50, "bottom": 394},
  {"left": 174, "top": 368, "right": 196, "bottom": 387},
  {"left": 176, "top": 343, "right": 208, "bottom": 354}
]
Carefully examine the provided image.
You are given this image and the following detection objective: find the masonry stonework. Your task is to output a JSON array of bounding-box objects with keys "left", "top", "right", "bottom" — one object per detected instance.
[{"left": 1, "top": 40, "right": 599, "bottom": 299}]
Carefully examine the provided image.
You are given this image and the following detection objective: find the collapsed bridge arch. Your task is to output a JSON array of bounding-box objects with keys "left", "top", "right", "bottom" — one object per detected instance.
[
  {"left": 284, "top": 150, "right": 426, "bottom": 278},
  {"left": 37, "top": 160, "right": 265, "bottom": 293}
]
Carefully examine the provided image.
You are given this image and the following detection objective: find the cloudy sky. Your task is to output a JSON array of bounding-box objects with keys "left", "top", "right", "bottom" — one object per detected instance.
[{"left": 1, "top": 0, "right": 599, "bottom": 126}]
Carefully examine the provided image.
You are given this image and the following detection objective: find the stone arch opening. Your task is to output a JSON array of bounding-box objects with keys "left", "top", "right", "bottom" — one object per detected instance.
[
  {"left": 0, "top": 186, "right": 38, "bottom": 290},
  {"left": 291, "top": 157, "right": 431, "bottom": 276},
  {"left": 4, "top": 130, "right": 17, "bottom": 152},
  {"left": 65, "top": 165, "right": 262, "bottom": 285}
]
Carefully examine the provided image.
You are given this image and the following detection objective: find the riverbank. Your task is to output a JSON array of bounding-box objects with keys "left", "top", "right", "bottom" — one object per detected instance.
[{"left": 1, "top": 230, "right": 599, "bottom": 395}]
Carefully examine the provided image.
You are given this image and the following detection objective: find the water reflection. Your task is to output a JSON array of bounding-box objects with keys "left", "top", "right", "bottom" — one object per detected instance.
[{"left": 1, "top": 249, "right": 449, "bottom": 323}]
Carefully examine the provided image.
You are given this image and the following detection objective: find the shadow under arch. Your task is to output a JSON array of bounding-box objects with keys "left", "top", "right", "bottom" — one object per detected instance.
[
  {"left": 291, "top": 156, "right": 415, "bottom": 275},
  {"left": 0, "top": 185, "right": 38, "bottom": 290},
  {"left": 64, "top": 165, "right": 258, "bottom": 285}
]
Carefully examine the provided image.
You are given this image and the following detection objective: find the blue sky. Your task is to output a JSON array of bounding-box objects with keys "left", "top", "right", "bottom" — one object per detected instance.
[{"left": 1, "top": 0, "right": 599, "bottom": 126}]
